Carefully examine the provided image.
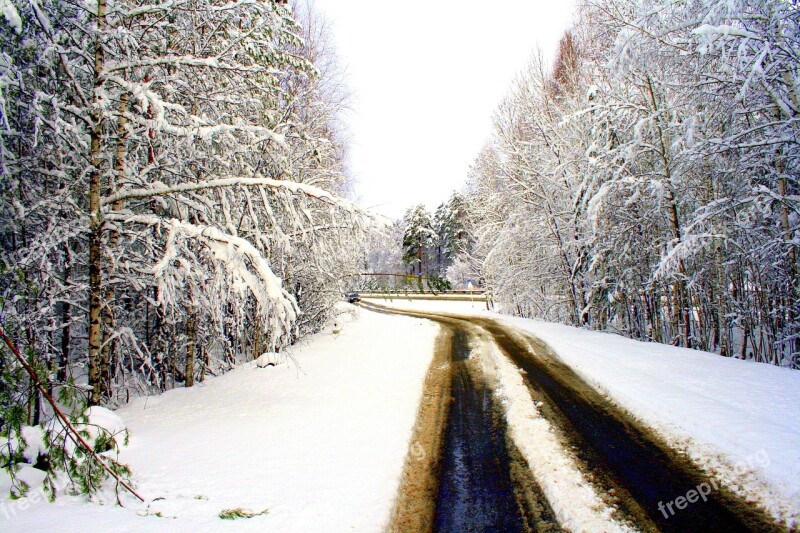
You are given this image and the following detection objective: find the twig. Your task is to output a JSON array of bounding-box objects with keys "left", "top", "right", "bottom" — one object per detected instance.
[{"left": 0, "top": 327, "right": 145, "bottom": 503}]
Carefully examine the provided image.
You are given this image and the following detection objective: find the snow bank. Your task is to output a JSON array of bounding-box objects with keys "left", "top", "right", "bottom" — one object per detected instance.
[
  {"left": 2, "top": 304, "right": 438, "bottom": 532},
  {"left": 19, "top": 426, "right": 46, "bottom": 465},
  {"left": 253, "top": 352, "right": 283, "bottom": 368}
]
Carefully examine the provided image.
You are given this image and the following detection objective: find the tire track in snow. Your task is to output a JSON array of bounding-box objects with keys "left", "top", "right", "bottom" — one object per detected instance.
[
  {"left": 473, "top": 317, "right": 781, "bottom": 533},
  {"left": 431, "top": 327, "right": 527, "bottom": 531},
  {"left": 367, "top": 301, "right": 782, "bottom": 532},
  {"left": 379, "top": 305, "right": 558, "bottom": 532}
]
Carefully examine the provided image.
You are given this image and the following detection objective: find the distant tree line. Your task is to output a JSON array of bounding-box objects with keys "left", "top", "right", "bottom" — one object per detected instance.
[
  {"left": 401, "top": 194, "right": 473, "bottom": 285},
  {"left": 363, "top": 192, "right": 476, "bottom": 290}
]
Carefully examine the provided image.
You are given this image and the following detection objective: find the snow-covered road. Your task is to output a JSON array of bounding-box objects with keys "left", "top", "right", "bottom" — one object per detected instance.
[
  {"left": 368, "top": 296, "right": 800, "bottom": 530},
  {"left": 367, "top": 301, "right": 780, "bottom": 531}
]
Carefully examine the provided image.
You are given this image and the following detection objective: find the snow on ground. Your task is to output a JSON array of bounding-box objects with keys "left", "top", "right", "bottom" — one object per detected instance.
[
  {"left": 367, "top": 296, "right": 800, "bottom": 525},
  {"left": 1, "top": 304, "right": 439, "bottom": 532}
]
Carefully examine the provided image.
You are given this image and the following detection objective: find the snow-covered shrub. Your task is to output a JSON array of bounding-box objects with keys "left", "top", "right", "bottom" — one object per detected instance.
[{"left": 78, "top": 407, "right": 129, "bottom": 453}]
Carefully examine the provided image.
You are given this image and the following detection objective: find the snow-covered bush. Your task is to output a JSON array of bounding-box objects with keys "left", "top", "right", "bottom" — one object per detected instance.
[{"left": 79, "top": 407, "right": 129, "bottom": 453}]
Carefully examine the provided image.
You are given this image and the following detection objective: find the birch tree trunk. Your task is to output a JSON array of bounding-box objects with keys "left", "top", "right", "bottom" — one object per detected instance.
[
  {"left": 645, "top": 75, "right": 691, "bottom": 348},
  {"left": 100, "top": 92, "right": 128, "bottom": 400},
  {"left": 777, "top": 150, "right": 798, "bottom": 357},
  {"left": 87, "top": 0, "right": 107, "bottom": 406},
  {"left": 186, "top": 294, "right": 196, "bottom": 388}
]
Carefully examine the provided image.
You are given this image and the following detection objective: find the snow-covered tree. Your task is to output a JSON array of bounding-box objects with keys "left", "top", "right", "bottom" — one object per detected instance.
[
  {"left": 433, "top": 192, "right": 470, "bottom": 276},
  {"left": 366, "top": 220, "right": 405, "bottom": 274},
  {"left": 462, "top": 0, "right": 799, "bottom": 367},
  {"left": 0, "top": 0, "right": 367, "bottom": 500},
  {"left": 401, "top": 205, "right": 437, "bottom": 275}
]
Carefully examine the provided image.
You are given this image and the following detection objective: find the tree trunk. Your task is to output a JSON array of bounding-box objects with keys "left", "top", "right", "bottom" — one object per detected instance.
[
  {"left": 153, "top": 286, "right": 168, "bottom": 391},
  {"left": 778, "top": 167, "right": 798, "bottom": 358},
  {"left": 252, "top": 304, "right": 261, "bottom": 362},
  {"left": 199, "top": 344, "right": 208, "bottom": 383},
  {"left": 59, "top": 243, "right": 72, "bottom": 382},
  {"left": 27, "top": 329, "right": 40, "bottom": 426},
  {"left": 99, "top": 92, "right": 128, "bottom": 401},
  {"left": 645, "top": 74, "right": 691, "bottom": 348},
  {"left": 664, "top": 186, "right": 691, "bottom": 348},
  {"left": 715, "top": 241, "right": 729, "bottom": 356},
  {"left": 87, "top": 0, "right": 107, "bottom": 406},
  {"left": 186, "top": 300, "right": 196, "bottom": 388}
]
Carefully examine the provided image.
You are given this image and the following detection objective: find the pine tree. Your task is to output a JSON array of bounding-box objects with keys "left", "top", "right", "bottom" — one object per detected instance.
[
  {"left": 402, "top": 205, "right": 437, "bottom": 275},
  {"left": 441, "top": 193, "right": 469, "bottom": 263}
]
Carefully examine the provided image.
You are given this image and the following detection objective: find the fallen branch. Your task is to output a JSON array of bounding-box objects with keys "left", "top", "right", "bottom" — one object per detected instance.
[{"left": 0, "top": 327, "right": 145, "bottom": 503}]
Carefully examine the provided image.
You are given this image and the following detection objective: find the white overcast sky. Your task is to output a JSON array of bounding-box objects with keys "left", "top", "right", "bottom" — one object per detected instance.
[{"left": 309, "top": 1, "right": 578, "bottom": 220}]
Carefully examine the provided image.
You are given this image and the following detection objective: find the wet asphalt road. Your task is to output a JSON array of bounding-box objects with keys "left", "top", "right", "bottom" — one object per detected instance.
[
  {"left": 361, "top": 301, "right": 780, "bottom": 533},
  {"left": 433, "top": 327, "right": 525, "bottom": 532}
]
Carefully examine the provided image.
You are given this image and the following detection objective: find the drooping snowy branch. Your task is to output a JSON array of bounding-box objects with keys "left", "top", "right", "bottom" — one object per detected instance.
[{"left": 102, "top": 177, "right": 363, "bottom": 214}]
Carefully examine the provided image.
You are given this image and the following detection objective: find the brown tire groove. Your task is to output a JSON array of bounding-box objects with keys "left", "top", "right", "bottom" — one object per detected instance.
[{"left": 388, "top": 325, "right": 453, "bottom": 532}]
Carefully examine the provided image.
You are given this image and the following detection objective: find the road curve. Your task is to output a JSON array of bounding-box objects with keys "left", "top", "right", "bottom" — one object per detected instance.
[{"left": 366, "top": 301, "right": 782, "bottom": 533}]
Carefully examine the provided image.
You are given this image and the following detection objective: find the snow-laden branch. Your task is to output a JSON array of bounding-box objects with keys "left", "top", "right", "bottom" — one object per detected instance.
[
  {"left": 152, "top": 218, "right": 299, "bottom": 340},
  {"left": 102, "top": 56, "right": 281, "bottom": 77},
  {"left": 122, "top": 0, "right": 261, "bottom": 18},
  {"left": 103, "top": 75, "right": 288, "bottom": 145},
  {"left": 692, "top": 24, "right": 761, "bottom": 41},
  {"left": 101, "top": 177, "right": 363, "bottom": 215},
  {"left": 653, "top": 233, "right": 725, "bottom": 280},
  {"left": 28, "top": 0, "right": 91, "bottom": 110}
]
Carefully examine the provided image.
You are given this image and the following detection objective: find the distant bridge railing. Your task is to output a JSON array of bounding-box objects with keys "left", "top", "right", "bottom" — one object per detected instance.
[{"left": 353, "top": 273, "right": 484, "bottom": 295}]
